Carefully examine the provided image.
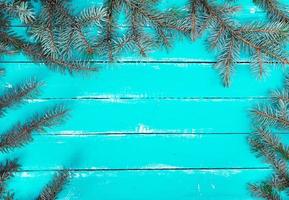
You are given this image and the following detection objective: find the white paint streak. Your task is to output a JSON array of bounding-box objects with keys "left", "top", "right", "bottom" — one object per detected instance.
[
  {"left": 197, "top": 184, "right": 201, "bottom": 193},
  {"left": 20, "top": 172, "right": 32, "bottom": 177},
  {"left": 144, "top": 164, "right": 179, "bottom": 169},
  {"left": 249, "top": 7, "right": 256, "bottom": 14},
  {"left": 5, "top": 83, "right": 12, "bottom": 88}
]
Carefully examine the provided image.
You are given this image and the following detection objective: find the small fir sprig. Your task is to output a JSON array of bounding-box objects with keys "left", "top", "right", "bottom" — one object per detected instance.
[
  {"left": 0, "top": 105, "right": 69, "bottom": 153},
  {"left": 253, "top": 0, "right": 289, "bottom": 24},
  {"left": 0, "top": 79, "right": 42, "bottom": 116},
  {"left": 0, "top": 1, "right": 34, "bottom": 24},
  {"left": 37, "top": 170, "right": 70, "bottom": 200},
  {"left": 0, "top": 159, "right": 19, "bottom": 199},
  {"left": 188, "top": 0, "right": 289, "bottom": 86}
]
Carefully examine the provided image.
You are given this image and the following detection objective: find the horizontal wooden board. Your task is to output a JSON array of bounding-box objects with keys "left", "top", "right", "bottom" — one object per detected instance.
[
  {"left": 2, "top": 134, "right": 288, "bottom": 169},
  {"left": 8, "top": 169, "right": 271, "bottom": 200},
  {"left": 0, "top": 99, "right": 261, "bottom": 134},
  {"left": 0, "top": 63, "right": 285, "bottom": 98}
]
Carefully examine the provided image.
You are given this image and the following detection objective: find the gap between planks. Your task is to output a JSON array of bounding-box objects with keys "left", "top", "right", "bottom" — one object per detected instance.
[
  {"left": 0, "top": 60, "right": 283, "bottom": 64},
  {"left": 34, "top": 132, "right": 289, "bottom": 136},
  {"left": 17, "top": 167, "right": 271, "bottom": 172},
  {"left": 22, "top": 97, "right": 270, "bottom": 101}
]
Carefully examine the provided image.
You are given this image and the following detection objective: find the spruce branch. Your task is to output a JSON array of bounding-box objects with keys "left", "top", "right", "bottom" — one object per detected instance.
[
  {"left": 0, "top": 79, "right": 42, "bottom": 116},
  {"left": 189, "top": 0, "right": 289, "bottom": 86},
  {"left": 0, "top": 1, "right": 34, "bottom": 23},
  {"left": 249, "top": 128, "right": 289, "bottom": 161},
  {"left": 253, "top": 0, "right": 289, "bottom": 24},
  {"left": 29, "top": 0, "right": 106, "bottom": 58},
  {"left": 0, "top": 159, "right": 19, "bottom": 198},
  {"left": 0, "top": 105, "right": 69, "bottom": 153},
  {"left": 37, "top": 169, "right": 70, "bottom": 200},
  {"left": 96, "top": 0, "right": 189, "bottom": 60},
  {"left": 249, "top": 76, "right": 289, "bottom": 199},
  {"left": 251, "top": 102, "right": 289, "bottom": 129},
  {"left": 0, "top": 31, "right": 97, "bottom": 73},
  {"left": 249, "top": 181, "right": 281, "bottom": 200}
]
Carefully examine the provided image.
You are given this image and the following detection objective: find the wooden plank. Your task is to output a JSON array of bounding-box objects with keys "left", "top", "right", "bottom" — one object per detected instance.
[
  {"left": 8, "top": 169, "right": 271, "bottom": 200},
  {"left": 0, "top": 99, "right": 261, "bottom": 134},
  {"left": 1, "top": 134, "right": 286, "bottom": 169},
  {"left": 0, "top": 63, "right": 285, "bottom": 98}
]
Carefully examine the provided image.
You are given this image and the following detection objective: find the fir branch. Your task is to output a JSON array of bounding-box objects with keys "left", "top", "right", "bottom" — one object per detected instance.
[
  {"left": 0, "top": 79, "right": 42, "bottom": 116},
  {"left": 249, "top": 181, "right": 281, "bottom": 200},
  {"left": 251, "top": 103, "right": 289, "bottom": 129},
  {"left": 0, "top": 1, "right": 34, "bottom": 23},
  {"left": 253, "top": 0, "right": 289, "bottom": 24},
  {"left": 30, "top": 0, "right": 106, "bottom": 58},
  {"left": 249, "top": 76, "right": 289, "bottom": 198},
  {"left": 0, "top": 31, "right": 97, "bottom": 73},
  {"left": 0, "top": 159, "right": 19, "bottom": 198},
  {"left": 37, "top": 169, "right": 70, "bottom": 200},
  {"left": 96, "top": 0, "right": 189, "bottom": 60},
  {"left": 0, "top": 105, "right": 69, "bottom": 153},
  {"left": 249, "top": 128, "right": 289, "bottom": 161},
  {"left": 189, "top": 0, "right": 289, "bottom": 86}
]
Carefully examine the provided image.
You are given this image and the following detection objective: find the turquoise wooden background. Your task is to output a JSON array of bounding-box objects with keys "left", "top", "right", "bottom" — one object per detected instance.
[{"left": 0, "top": 0, "right": 288, "bottom": 199}]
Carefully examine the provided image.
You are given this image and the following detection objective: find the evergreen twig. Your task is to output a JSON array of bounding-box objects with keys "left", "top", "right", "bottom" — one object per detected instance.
[
  {"left": 37, "top": 170, "right": 70, "bottom": 200},
  {"left": 188, "top": 0, "right": 289, "bottom": 86},
  {"left": 253, "top": 0, "right": 289, "bottom": 24},
  {"left": 0, "top": 159, "right": 19, "bottom": 199},
  {"left": 0, "top": 79, "right": 42, "bottom": 116},
  {"left": 96, "top": 0, "right": 190, "bottom": 60},
  {"left": 0, "top": 105, "right": 69, "bottom": 153}
]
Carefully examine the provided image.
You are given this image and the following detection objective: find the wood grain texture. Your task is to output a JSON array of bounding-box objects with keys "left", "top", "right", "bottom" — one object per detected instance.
[
  {"left": 9, "top": 169, "right": 271, "bottom": 200},
  {"left": 0, "top": 99, "right": 263, "bottom": 134},
  {"left": 0, "top": 63, "right": 285, "bottom": 99},
  {"left": 0, "top": 134, "right": 280, "bottom": 170}
]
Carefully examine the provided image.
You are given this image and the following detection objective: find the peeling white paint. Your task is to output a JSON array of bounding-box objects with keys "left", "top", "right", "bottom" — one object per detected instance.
[
  {"left": 5, "top": 83, "right": 12, "bottom": 88},
  {"left": 144, "top": 164, "right": 179, "bottom": 169},
  {"left": 137, "top": 124, "right": 154, "bottom": 133},
  {"left": 20, "top": 172, "right": 32, "bottom": 177},
  {"left": 249, "top": 7, "right": 256, "bottom": 14},
  {"left": 197, "top": 184, "right": 201, "bottom": 192}
]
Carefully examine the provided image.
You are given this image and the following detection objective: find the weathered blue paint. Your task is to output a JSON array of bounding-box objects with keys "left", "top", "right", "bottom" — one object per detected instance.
[{"left": 1, "top": 0, "right": 288, "bottom": 199}]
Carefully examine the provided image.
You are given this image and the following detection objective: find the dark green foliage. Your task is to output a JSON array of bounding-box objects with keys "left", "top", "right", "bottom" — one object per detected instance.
[
  {"left": 249, "top": 77, "right": 289, "bottom": 199},
  {"left": 0, "top": 1, "right": 75, "bottom": 198},
  {"left": 0, "top": 1, "right": 34, "bottom": 24},
  {"left": 0, "top": 79, "right": 42, "bottom": 116},
  {"left": 188, "top": 0, "right": 289, "bottom": 86},
  {"left": 29, "top": 0, "right": 106, "bottom": 59},
  {"left": 96, "top": 0, "right": 190, "bottom": 61},
  {"left": 0, "top": 159, "right": 19, "bottom": 199},
  {"left": 0, "top": 105, "right": 69, "bottom": 153},
  {"left": 249, "top": 181, "right": 281, "bottom": 200},
  {"left": 0, "top": 0, "right": 99, "bottom": 73},
  {"left": 37, "top": 170, "right": 70, "bottom": 200},
  {"left": 253, "top": 0, "right": 289, "bottom": 24}
]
